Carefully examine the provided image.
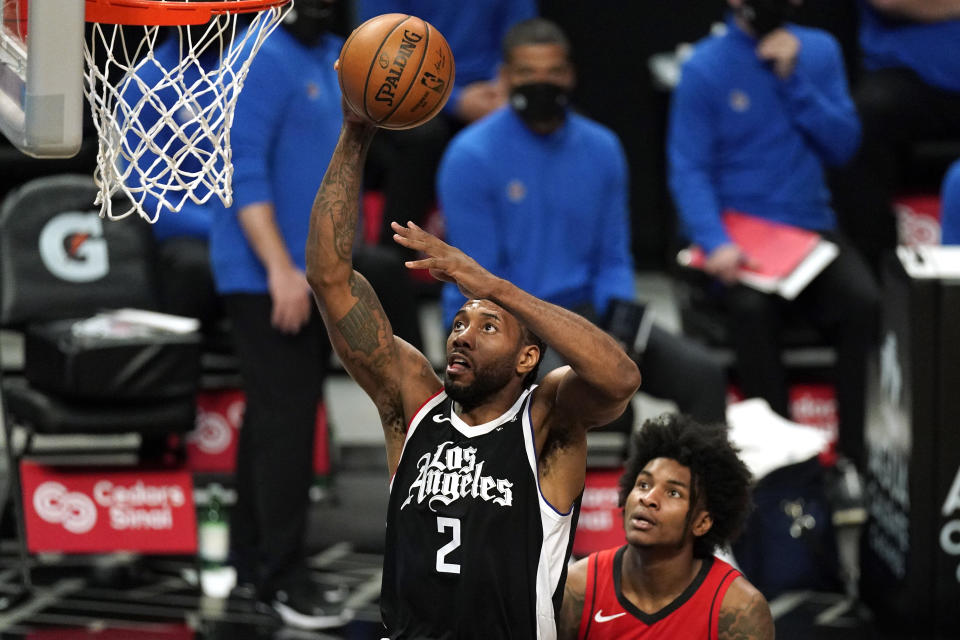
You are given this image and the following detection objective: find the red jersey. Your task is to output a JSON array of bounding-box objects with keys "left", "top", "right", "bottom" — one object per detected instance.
[{"left": 577, "top": 545, "right": 741, "bottom": 639}]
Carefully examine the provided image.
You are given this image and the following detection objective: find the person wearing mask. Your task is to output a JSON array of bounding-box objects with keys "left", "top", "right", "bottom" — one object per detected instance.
[
  {"left": 439, "top": 18, "right": 728, "bottom": 426},
  {"left": 667, "top": 0, "right": 881, "bottom": 469}
]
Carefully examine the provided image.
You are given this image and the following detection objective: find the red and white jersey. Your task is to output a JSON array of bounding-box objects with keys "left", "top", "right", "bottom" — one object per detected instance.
[{"left": 577, "top": 546, "right": 741, "bottom": 639}]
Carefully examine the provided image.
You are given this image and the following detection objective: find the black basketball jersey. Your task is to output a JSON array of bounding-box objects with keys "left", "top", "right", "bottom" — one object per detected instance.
[{"left": 381, "top": 387, "right": 581, "bottom": 640}]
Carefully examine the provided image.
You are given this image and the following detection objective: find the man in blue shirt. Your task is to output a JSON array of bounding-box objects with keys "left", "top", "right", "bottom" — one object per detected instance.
[
  {"left": 122, "top": 6, "right": 357, "bottom": 627},
  {"left": 831, "top": 0, "right": 960, "bottom": 271},
  {"left": 440, "top": 18, "right": 727, "bottom": 426},
  {"left": 205, "top": 2, "right": 351, "bottom": 629},
  {"left": 357, "top": 0, "right": 536, "bottom": 245},
  {"left": 667, "top": 0, "right": 880, "bottom": 468}
]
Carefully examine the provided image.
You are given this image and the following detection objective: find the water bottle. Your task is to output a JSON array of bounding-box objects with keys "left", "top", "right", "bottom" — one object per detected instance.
[{"left": 198, "top": 483, "right": 234, "bottom": 597}]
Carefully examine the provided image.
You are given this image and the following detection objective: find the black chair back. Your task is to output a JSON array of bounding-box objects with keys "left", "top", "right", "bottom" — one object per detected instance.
[{"left": 0, "top": 174, "right": 157, "bottom": 327}]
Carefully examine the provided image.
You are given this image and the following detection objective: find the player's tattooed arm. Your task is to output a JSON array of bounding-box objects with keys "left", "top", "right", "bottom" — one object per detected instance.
[
  {"left": 307, "top": 118, "right": 441, "bottom": 464},
  {"left": 557, "top": 557, "right": 588, "bottom": 640},
  {"left": 718, "top": 579, "right": 775, "bottom": 640},
  {"left": 308, "top": 121, "right": 396, "bottom": 386},
  {"left": 333, "top": 271, "right": 396, "bottom": 373},
  {"left": 306, "top": 120, "right": 374, "bottom": 277},
  {"left": 557, "top": 584, "right": 584, "bottom": 640},
  {"left": 337, "top": 272, "right": 389, "bottom": 357}
]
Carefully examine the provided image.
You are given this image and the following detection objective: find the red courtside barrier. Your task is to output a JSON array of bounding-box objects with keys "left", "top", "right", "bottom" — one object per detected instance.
[{"left": 21, "top": 462, "right": 197, "bottom": 554}]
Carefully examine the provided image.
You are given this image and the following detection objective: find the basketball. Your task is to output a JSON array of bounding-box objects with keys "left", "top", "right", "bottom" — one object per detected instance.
[{"left": 338, "top": 13, "right": 455, "bottom": 130}]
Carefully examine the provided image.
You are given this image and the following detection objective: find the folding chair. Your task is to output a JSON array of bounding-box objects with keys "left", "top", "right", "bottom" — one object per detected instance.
[{"left": 0, "top": 174, "right": 199, "bottom": 596}]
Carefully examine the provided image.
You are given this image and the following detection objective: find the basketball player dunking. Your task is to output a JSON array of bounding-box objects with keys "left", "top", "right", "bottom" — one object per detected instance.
[{"left": 305, "top": 104, "right": 641, "bottom": 639}]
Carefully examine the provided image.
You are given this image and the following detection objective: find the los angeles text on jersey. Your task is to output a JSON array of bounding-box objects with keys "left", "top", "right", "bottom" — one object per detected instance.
[{"left": 400, "top": 440, "right": 514, "bottom": 512}]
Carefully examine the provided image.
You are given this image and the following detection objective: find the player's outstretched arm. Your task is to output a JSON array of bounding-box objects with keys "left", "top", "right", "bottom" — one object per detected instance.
[
  {"left": 393, "top": 221, "right": 640, "bottom": 426},
  {"left": 718, "top": 577, "right": 775, "bottom": 640},
  {"left": 557, "top": 557, "right": 588, "bottom": 640},
  {"left": 306, "top": 115, "right": 441, "bottom": 473}
]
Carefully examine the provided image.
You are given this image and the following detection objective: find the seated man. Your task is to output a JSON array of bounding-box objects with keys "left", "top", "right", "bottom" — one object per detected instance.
[
  {"left": 831, "top": 0, "right": 960, "bottom": 271},
  {"left": 440, "top": 18, "right": 728, "bottom": 426},
  {"left": 667, "top": 0, "right": 880, "bottom": 468}
]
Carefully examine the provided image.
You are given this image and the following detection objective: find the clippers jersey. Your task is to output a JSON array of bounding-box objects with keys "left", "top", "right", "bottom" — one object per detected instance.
[
  {"left": 382, "top": 388, "right": 581, "bottom": 640},
  {"left": 577, "top": 546, "right": 741, "bottom": 639}
]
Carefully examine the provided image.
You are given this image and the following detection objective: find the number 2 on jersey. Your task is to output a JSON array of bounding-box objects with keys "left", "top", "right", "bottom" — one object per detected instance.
[{"left": 436, "top": 517, "right": 461, "bottom": 574}]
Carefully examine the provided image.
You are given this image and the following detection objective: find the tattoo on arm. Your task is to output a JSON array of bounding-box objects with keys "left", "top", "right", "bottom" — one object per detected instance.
[
  {"left": 379, "top": 391, "right": 406, "bottom": 439},
  {"left": 329, "top": 199, "right": 354, "bottom": 261},
  {"left": 335, "top": 273, "right": 388, "bottom": 357},
  {"left": 307, "top": 125, "right": 373, "bottom": 270},
  {"left": 557, "top": 583, "right": 584, "bottom": 640},
  {"left": 336, "top": 299, "right": 379, "bottom": 356},
  {"left": 718, "top": 591, "right": 775, "bottom": 640}
]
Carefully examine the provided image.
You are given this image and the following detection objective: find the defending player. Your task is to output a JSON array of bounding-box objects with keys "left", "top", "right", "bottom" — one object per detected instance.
[
  {"left": 305, "top": 103, "right": 641, "bottom": 638},
  {"left": 557, "top": 414, "right": 774, "bottom": 640}
]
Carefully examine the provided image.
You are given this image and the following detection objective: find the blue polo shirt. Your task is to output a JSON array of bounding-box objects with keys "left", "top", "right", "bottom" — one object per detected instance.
[
  {"left": 668, "top": 17, "right": 860, "bottom": 254},
  {"left": 208, "top": 28, "right": 343, "bottom": 294},
  {"left": 941, "top": 160, "right": 960, "bottom": 245},
  {"left": 357, "top": 0, "right": 536, "bottom": 116},
  {"left": 437, "top": 107, "right": 634, "bottom": 327},
  {"left": 859, "top": 0, "right": 960, "bottom": 93}
]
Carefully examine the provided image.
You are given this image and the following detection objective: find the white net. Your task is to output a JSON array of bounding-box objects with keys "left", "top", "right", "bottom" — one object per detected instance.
[{"left": 83, "top": 2, "right": 291, "bottom": 222}]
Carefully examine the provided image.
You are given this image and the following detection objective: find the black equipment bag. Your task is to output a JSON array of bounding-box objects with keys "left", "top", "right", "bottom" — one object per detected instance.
[
  {"left": 732, "top": 456, "right": 842, "bottom": 599},
  {"left": 24, "top": 316, "right": 201, "bottom": 401}
]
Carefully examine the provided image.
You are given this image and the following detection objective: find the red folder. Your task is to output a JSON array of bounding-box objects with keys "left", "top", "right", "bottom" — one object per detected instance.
[{"left": 677, "top": 211, "right": 839, "bottom": 300}]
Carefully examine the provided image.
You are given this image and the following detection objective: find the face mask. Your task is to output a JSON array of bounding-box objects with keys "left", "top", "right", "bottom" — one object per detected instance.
[
  {"left": 738, "top": 0, "right": 792, "bottom": 38},
  {"left": 283, "top": 0, "right": 336, "bottom": 47},
  {"left": 509, "top": 82, "right": 570, "bottom": 129}
]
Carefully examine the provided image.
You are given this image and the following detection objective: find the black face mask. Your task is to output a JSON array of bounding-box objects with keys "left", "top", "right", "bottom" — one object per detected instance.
[
  {"left": 283, "top": 0, "right": 336, "bottom": 47},
  {"left": 738, "top": 0, "right": 793, "bottom": 38},
  {"left": 509, "top": 82, "right": 570, "bottom": 129}
]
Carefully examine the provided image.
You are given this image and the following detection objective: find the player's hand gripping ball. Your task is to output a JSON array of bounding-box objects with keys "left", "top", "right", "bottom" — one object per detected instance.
[{"left": 337, "top": 13, "right": 455, "bottom": 130}]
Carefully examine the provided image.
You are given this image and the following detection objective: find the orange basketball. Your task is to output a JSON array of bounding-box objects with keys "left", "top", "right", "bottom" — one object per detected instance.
[{"left": 338, "top": 13, "right": 455, "bottom": 130}]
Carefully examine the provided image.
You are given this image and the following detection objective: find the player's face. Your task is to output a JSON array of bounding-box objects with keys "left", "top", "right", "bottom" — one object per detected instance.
[
  {"left": 623, "top": 457, "right": 709, "bottom": 550},
  {"left": 445, "top": 300, "right": 524, "bottom": 407}
]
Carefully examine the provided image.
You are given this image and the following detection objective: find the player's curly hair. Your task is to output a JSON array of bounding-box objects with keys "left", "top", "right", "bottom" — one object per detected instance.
[{"left": 617, "top": 414, "right": 753, "bottom": 558}]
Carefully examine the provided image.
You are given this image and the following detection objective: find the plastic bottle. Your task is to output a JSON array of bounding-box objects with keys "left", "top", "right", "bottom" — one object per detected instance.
[{"left": 198, "top": 483, "right": 234, "bottom": 597}]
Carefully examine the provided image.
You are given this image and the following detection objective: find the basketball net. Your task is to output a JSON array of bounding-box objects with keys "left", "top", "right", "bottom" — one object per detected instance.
[{"left": 83, "top": 1, "right": 291, "bottom": 222}]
